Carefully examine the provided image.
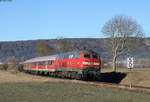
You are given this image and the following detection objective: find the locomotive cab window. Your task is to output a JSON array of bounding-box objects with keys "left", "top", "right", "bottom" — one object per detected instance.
[
  {"left": 69, "top": 54, "right": 74, "bottom": 59},
  {"left": 64, "top": 55, "right": 69, "bottom": 59},
  {"left": 84, "top": 54, "right": 90, "bottom": 59},
  {"left": 74, "top": 54, "right": 80, "bottom": 59},
  {"left": 92, "top": 55, "right": 98, "bottom": 59}
]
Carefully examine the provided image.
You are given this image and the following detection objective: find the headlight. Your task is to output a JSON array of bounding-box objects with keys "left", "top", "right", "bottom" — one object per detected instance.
[
  {"left": 93, "top": 62, "right": 100, "bottom": 65},
  {"left": 82, "top": 62, "right": 91, "bottom": 65}
]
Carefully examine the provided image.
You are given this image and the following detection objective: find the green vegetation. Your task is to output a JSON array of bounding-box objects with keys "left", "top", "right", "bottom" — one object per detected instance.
[{"left": 0, "top": 82, "right": 149, "bottom": 102}]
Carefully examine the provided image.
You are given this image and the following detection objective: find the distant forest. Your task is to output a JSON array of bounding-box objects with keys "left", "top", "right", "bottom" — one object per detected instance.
[{"left": 0, "top": 38, "right": 150, "bottom": 63}]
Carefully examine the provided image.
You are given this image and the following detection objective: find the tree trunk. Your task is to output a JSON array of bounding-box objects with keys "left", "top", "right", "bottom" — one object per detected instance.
[{"left": 112, "top": 55, "right": 117, "bottom": 72}]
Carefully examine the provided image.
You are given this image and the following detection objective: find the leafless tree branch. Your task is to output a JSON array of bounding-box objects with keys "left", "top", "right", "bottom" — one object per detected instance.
[{"left": 102, "top": 15, "right": 144, "bottom": 71}]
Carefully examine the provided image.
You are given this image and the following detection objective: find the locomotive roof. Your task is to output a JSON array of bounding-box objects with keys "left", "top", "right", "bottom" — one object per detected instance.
[
  {"left": 62, "top": 50, "right": 98, "bottom": 55},
  {"left": 24, "top": 50, "right": 98, "bottom": 63}
]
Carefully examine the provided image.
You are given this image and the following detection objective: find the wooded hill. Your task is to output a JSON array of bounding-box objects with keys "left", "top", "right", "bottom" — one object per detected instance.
[{"left": 0, "top": 38, "right": 150, "bottom": 63}]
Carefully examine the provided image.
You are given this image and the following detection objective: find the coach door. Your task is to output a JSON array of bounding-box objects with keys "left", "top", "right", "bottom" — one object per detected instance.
[
  {"left": 47, "top": 60, "right": 55, "bottom": 71},
  {"left": 69, "top": 54, "right": 80, "bottom": 68}
]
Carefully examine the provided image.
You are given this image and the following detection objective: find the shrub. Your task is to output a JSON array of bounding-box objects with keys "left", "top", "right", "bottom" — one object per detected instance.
[
  {"left": 6, "top": 57, "right": 20, "bottom": 73},
  {"left": 0, "top": 63, "right": 8, "bottom": 70}
]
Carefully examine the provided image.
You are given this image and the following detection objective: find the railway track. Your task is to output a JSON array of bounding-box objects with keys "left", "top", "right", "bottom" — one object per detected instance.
[
  {"left": 71, "top": 80, "right": 150, "bottom": 90},
  {"left": 86, "top": 81, "right": 150, "bottom": 90},
  {"left": 69, "top": 80, "right": 150, "bottom": 94},
  {"left": 24, "top": 72, "right": 150, "bottom": 93}
]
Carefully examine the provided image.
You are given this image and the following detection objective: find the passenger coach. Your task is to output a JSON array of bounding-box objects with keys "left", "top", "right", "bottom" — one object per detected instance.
[{"left": 23, "top": 50, "right": 101, "bottom": 80}]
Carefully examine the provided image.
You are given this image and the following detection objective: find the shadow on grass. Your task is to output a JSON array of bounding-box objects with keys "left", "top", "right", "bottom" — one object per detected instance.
[{"left": 100, "top": 72, "right": 127, "bottom": 83}]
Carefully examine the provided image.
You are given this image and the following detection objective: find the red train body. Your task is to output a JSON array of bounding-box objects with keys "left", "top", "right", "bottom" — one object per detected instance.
[{"left": 23, "top": 50, "right": 101, "bottom": 79}]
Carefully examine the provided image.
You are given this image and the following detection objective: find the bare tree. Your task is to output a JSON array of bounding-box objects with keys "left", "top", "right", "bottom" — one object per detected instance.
[
  {"left": 102, "top": 15, "right": 144, "bottom": 71},
  {"left": 6, "top": 57, "right": 20, "bottom": 73},
  {"left": 36, "top": 40, "right": 55, "bottom": 56},
  {"left": 55, "top": 37, "right": 73, "bottom": 53}
]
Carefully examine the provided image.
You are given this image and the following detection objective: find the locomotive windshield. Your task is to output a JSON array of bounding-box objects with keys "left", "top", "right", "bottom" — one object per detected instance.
[
  {"left": 84, "top": 54, "right": 98, "bottom": 59},
  {"left": 92, "top": 55, "right": 98, "bottom": 59},
  {"left": 84, "top": 54, "right": 90, "bottom": 58}
]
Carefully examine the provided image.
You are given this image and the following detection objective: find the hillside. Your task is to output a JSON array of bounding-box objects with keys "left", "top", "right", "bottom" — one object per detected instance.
[{"left": 0, "top": 38, "right": 150, "bottom": 64}]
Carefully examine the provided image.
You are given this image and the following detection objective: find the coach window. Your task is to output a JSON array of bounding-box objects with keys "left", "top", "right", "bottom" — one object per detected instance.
[
  {"left": 34, "top": 63, "right": 36, "bottom": 66},
  {"left": 48, "top": 60, "right": 54, "bottom": 66},
  {"left": 64, "top": 55, "right": 69, "bottom": 59},
  {"left": 84, "top": 54, "right": 90, "bottom": 59},
  {"left": 25, "top": 64, "right": 27, "bottom": 67},
  {"left": 38, "top": 62, "right": 44, "bottom": 66},
  {"left": 72, "top": 54, "right": 79, "bottom": 59},
  {"left": 29, "top": 63, "right": 31, "bottom": 66},
  {"left": 38, "top": 62, "right": 41, "bottom": 66},
  {"left": 59, "top": 55, "right": 64, "bottom": 59},
  {"left": 74, "top": 54, "right": 80, "bottom": 59},
  {"left": 69, "top": 55, "right": 74, "bottom": 59}
]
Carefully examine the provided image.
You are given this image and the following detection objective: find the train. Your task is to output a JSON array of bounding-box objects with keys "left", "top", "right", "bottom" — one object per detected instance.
[{"left": 23, "top": 50, "right": 101, "bottom": 80}]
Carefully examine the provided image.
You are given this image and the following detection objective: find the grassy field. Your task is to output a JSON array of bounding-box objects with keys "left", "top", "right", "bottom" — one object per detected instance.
[
  {"left": 121, "top": 71, "right": 150, "bottom": 87},
  {"left": 101, "top": 68, "right": 150, "bottom": 87},
  {"left": 101, "top": 67, "right": 150, "bottom": 73},
  {"left": 0, "top": 70, "right": 150, "bottom": 102},
  {"left": 0, "top": 82, "right": 150, "bottom": 102}
]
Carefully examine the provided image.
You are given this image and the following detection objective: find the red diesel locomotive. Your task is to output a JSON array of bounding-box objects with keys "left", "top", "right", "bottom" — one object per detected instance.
[{"left": 23, "top": 50, "right": 101, "bottom": 80}]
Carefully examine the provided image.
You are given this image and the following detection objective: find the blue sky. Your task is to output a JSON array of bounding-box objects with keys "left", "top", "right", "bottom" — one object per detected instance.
[{"left": 0, "top": 0, "right": 150, "bottom": 41}]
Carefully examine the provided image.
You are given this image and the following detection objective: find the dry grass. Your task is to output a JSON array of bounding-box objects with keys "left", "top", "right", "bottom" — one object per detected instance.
[
  {"left": 0, "top": 70, "right": 67, "bottom": 83},
  {"left": 1, "top": 68, "right": 150, "bottom": 87},
  {"left": 0, "top": 82, "right": 150, "bottom": 102},
  {"left": 101, "top": 67, "right": 150, "bottom": 73},
  {"left": 0, "top": 70, "right": 150, "bottom": 102},
  {"left": 101, "top": 68, "right": 150, "bottom": 87},
  {"left": 121, "top": 71, "right": 150, "bottom": 87}
]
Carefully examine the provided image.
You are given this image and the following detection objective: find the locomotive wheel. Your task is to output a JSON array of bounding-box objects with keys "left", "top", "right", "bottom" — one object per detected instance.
[
  {"left": 95, "top": 74, "right": 101, "bottom": 81},
  {"left": 71, "top": 72, "right": 76, "bottom": 79},
  {"left": 81, "top": 73, "right": 88, "bottom": 80},
  {"left": 37, "top": 71, "right": 41, "bottom": 75},
  {"left": 24, "top": 70, "right": 28, "bottom": 73},
  {"left": 75, "top": 73, "right": 82, "bottom": 80}
]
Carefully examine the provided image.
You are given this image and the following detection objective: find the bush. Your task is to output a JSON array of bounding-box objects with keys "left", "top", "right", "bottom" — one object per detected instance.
[
  {"left": 5, "top": 57, "right": 20, "bottom": 73},
  {"left": 0, "top": 63, "right": 8, "bottom": 70}
]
